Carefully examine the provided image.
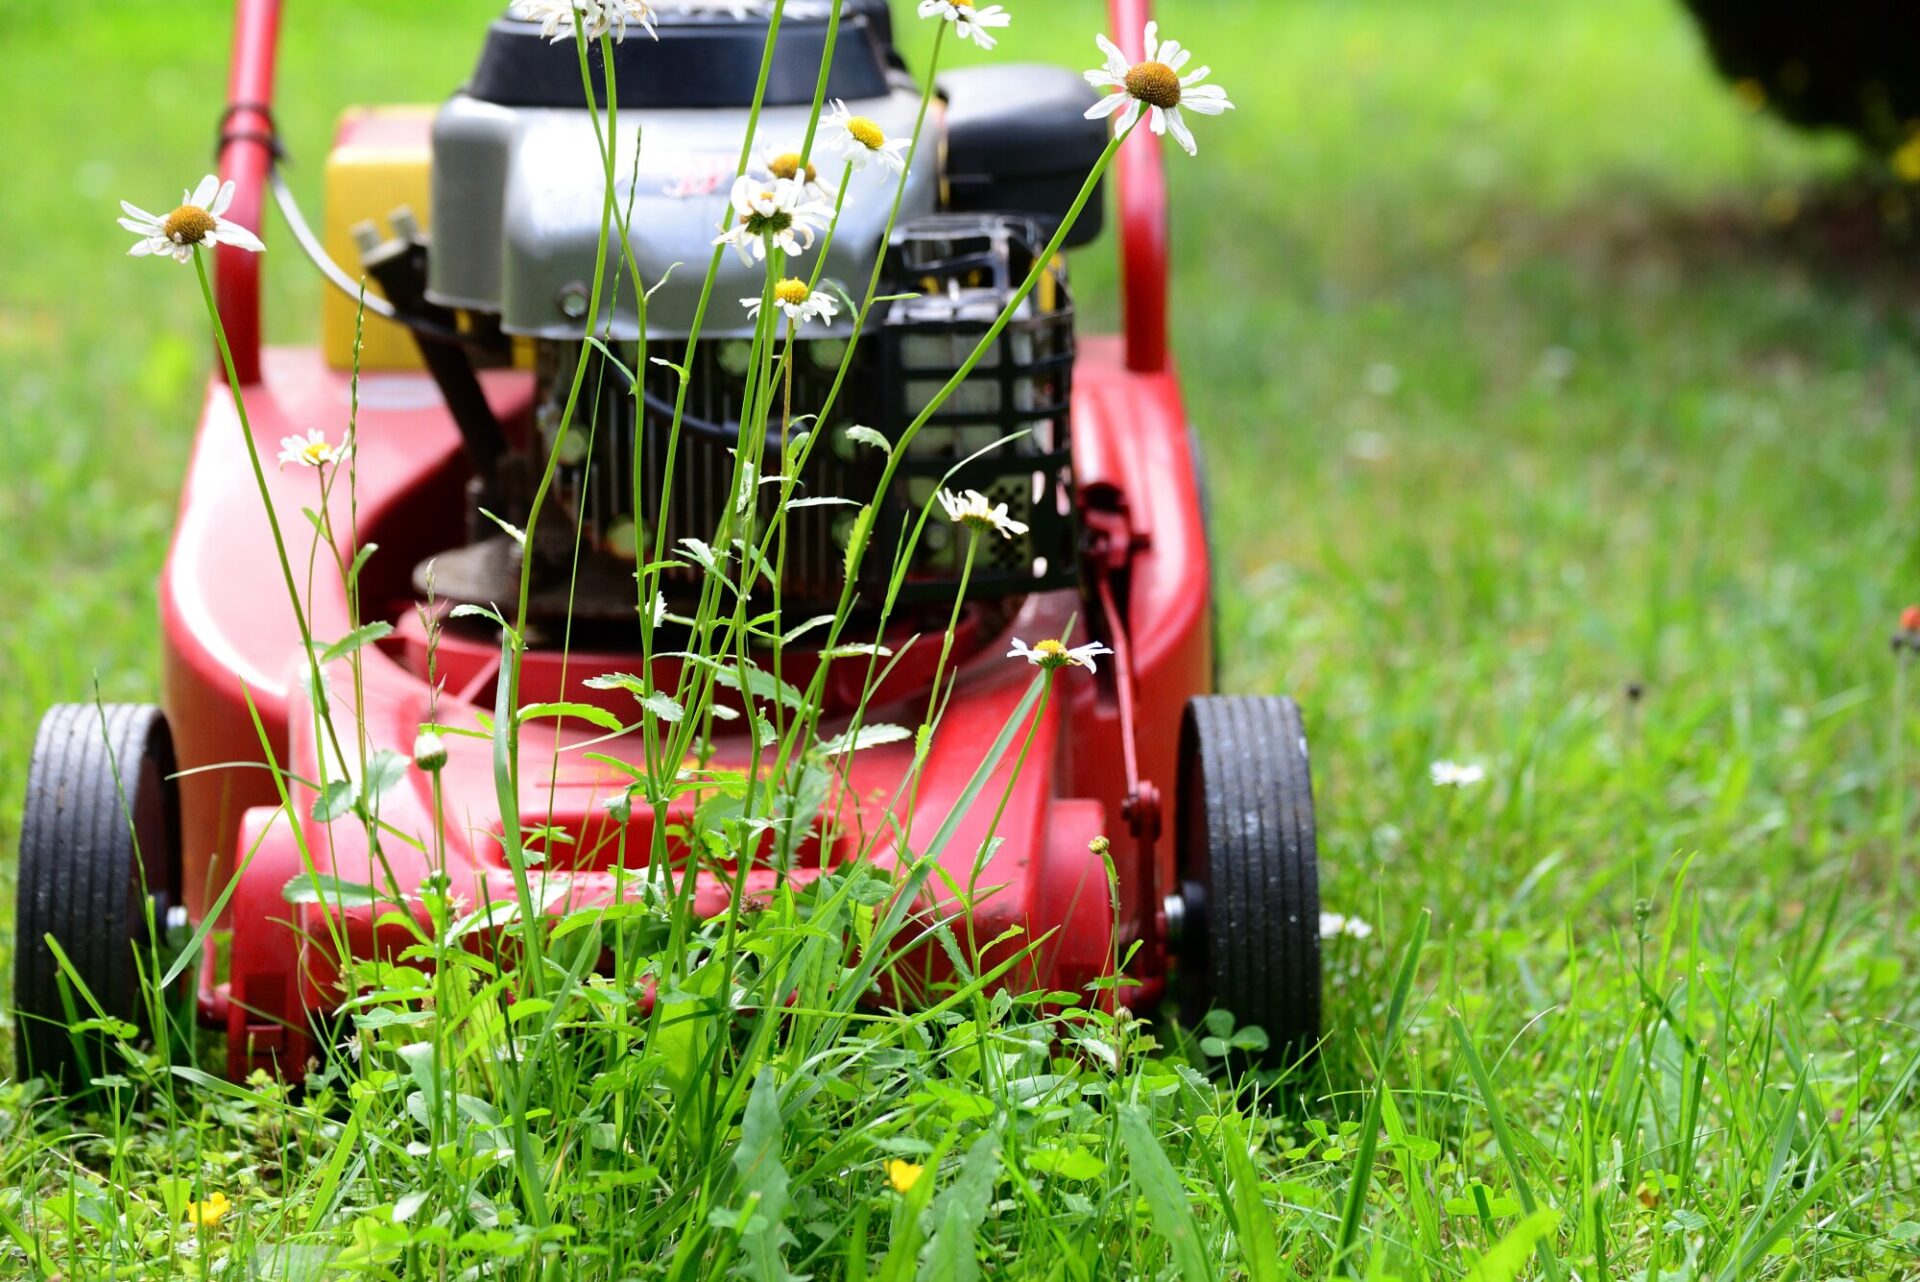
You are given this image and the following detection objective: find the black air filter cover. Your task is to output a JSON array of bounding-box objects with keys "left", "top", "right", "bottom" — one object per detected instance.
[{"left": 940, "top": 65, "right": 1110, "bottom": 249}]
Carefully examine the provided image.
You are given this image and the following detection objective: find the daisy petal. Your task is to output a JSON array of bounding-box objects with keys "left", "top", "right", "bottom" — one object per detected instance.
[
  {"left": 1085, "top": 92, "right": 1130, "bottom": 121},
  {"left": 189, "top": 174, "right": 220, "bottom": 208},
  {"left": 1164, "top": 107, "right": 1197, "bottom": 156}
]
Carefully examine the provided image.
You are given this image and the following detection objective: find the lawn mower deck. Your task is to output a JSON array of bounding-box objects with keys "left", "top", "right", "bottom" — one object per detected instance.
[{"left": 11, "top": 0, "right": 1324, "bottom": 1087}]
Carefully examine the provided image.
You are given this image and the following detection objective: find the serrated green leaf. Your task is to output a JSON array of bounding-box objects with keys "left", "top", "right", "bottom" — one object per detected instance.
[
  {"left": 364, "top": 749, "right": 409, "bottom": 804},
  {"left": 311, "top": 778, "right": 356, "bottom": 822},
  {"left": 281, "top": 874, "right": 380, "bottom": 908}
]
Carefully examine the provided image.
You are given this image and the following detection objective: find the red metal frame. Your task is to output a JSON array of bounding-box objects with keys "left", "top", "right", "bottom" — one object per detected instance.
[{"left": 179, "top": 0, "right": 1200, "bottom": 1080}]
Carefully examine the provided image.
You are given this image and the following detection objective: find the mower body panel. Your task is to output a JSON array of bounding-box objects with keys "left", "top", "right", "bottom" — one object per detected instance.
[{"left": 159, "top": 337, "right": 1209, "bottom": 1077}]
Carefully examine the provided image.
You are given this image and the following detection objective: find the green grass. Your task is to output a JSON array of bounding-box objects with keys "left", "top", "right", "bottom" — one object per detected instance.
[{"left": 5, "top": 0, "right": 1920, "bottom": 1277}]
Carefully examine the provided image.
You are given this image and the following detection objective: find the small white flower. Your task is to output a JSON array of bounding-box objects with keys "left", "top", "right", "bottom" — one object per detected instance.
[
  {"left": 743, "top": 278, "right": 840, "bottom": 327},
  {"left": 1084, "top": 21, "right": 1234, "bottom": 156},
  {"left": 824, "top": 100, "right": 910, "bottom": 175},
  {"left": 1429, "top": 760, "right": 1486, "bottom": 788},
  {"left": 1008, "top": 638, "right": 1114, "bottom": 675},
  {"left": 277, "top": 429, "right": 345, "bottom": 471},
  {"left": 1320, "top": 912, "right": 1374, "bottom": 941},
  {"left": 118, "top": 175, "right": 265, "bottom": 264},
  {"left": 917, "top": 0, "right": 1010, "bottom": 50},
  {"left": 937, "top": 488, "right": 1028, "bottom": 540},
  {"left": 512, "top": 0, "right": 658, "bottom": 43},
  {"left": 713, "top": 175, "right": 835, "bottom": 266}
]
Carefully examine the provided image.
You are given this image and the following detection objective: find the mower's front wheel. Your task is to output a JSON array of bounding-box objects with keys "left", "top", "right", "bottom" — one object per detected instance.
[
  {"left": 12, "top": 704, "right": 183, "bottom": 1088},
  {"left": 1174, "top": 695, "right": 1322, "bottom": 1067}
]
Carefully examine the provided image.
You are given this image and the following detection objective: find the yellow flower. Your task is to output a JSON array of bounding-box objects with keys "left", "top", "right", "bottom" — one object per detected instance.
[
  {"left": 885, "top": 1159, "right": 924, "bottom": 1193},
  {"left": 185, "top": 1191, "right": 233, "bottom": 1227}
]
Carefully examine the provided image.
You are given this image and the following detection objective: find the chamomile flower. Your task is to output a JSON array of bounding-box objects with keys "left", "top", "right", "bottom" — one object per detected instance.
[
  {"left": 825, "top": 100, "right": 910, "bottom": 175},
  {"left": 1429, "top": 760, "right": 1486, "bottom": 788},
  {"left": 119, "top": 175, "right": 265, "bottom": 264},
  {"left": 714, "top": 175, "right": 834, "bottom": 266},
  {"left": 513, "top": 0, "right": 658, "bottom": 43},
  {"left": 277, "top": 429, "right": 346, "bottom": 471},
  {"left": 755, "top": 146, "right": 837, "bottom": 203},
  {"left": 743, "top": 278, "right": 840, "bottom": 327},
  {"left": 937, "top": 488, "right": 1028, "bottom": 540},
  {"left": 1008, "top": 637, "right": 1114, "bottom": 675},
  {"left": 1084, "top": 22, "right": 1234, "bottom": 156},
  {"left": 917, "top": 0, "right": 1010, "bottom": 50},
  {"left": 1320, "top": 912, "right": 1374, "bottom": 941}
]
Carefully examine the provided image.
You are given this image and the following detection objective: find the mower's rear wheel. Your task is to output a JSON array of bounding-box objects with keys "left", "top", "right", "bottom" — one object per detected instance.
[
  {"left": 12, "top": 704, "right": 183, "bottom": 1089},
  {"left": 1175, "top": 695, "right": 1322, "bottom": 1066}
]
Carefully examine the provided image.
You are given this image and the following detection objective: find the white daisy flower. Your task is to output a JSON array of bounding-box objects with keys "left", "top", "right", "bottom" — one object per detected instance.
[
  {"left": 713, "top": 175, "right": 835, "bottom": 266},
  {"left": 753, "top": 146, "right": 838, "bottom": 203},
  {"left": 743, "top": 278, "right": 840, "bottom": 327},
  {"left": 277, "top": 429, "right": 346, "bottom": 471},
  {"left": 1008, "top": 637, "right": 1114, "bottom": 675},
  {"left": 824, "top": 100, "right": 910, "bottom": 175},
  {"left": 512, "top": 0, "right": 658, "bottom": 43},
  {"left": 1084, "top": 21, "right": 1234, "bottom": 156},
  {"left": 118, "top": 175, "right": 265, "bottom": 264},
  {"left": 937, "top": 488, "right": 1028, "bottom": 540},
  {"left": 916, "top": 0, "right": 1010, "bottom": 50},
  {"left": 1429, "top": 760, "right": 1486, "bottom": 788},
  {"left": 1320, "top": 912, "right": 1374, "bottom": 941}
]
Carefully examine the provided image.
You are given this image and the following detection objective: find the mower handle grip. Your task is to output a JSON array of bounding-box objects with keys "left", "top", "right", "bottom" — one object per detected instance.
[{"left": 214, "top": 0, "right": 1171, "bottom": 381}]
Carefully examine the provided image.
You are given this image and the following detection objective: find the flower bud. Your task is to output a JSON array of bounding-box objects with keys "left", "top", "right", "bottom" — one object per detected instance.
[{"left": 413, "top": 730, "right": 449, "bottom": 773}]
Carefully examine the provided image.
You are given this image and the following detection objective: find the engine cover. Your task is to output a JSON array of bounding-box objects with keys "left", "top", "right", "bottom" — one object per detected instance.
[{"left": 427, "top": 17, "right": 937, "bottom": 340}]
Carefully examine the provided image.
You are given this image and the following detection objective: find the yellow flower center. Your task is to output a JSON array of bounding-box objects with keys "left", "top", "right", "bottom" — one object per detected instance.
[
  {"left": 846, "top": 116, "right": 886, "bottom": 152},
  {"left": 769, "top": 152, "right": 817, "bottom": 183},
  {"left": 1125, "top": 60, "right": 1183, "bottom": 110},
  {"left": 953, "top": 0, "right": 974, "bottom": 7},
  {"left": 163, "top": 205, "right": 217, "bottom": 245},
  {"left": 774, "top": 278, "right": 812, "bottom": 307},
  {"left": 302, "top": 441, "right": 332, "bottom": 465},
  {"left": 1034, "top": 639, "right": 1069, "bottom": 660}
]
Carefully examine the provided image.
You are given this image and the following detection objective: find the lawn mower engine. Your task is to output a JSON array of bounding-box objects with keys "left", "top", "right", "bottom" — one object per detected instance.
[
  {"left": 10, "top": 0, "right": 1329, "bottom": 1089},
  {"left": 394, "top": 2, "right": 1093, "bottom": 639}
]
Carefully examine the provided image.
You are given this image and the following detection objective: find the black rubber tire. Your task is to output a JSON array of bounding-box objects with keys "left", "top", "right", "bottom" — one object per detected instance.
[
  {"left": 1175, "top": 695, "right": 1322, "bottom": 1065},
  {"left": 13, "top": 704, "right": 182, "bottom": 1088}
]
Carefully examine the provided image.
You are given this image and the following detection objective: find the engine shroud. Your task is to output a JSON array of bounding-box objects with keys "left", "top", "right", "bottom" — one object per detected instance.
[{"left": 410, "top": 6, "right": 1093, "bottom": 640}]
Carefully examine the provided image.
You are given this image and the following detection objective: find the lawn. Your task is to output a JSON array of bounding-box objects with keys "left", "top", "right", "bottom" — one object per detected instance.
[{"left": 3, "top": 0, "right": 1919, "bottom": 1277}]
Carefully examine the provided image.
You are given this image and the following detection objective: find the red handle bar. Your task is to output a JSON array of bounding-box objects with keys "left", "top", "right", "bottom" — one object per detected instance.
[{"left": 214, "top": 0, "right": 1170, "bottom": 381}]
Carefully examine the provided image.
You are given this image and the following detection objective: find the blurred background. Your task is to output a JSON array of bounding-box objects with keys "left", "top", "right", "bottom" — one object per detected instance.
[{"left": 5, "top": 0, "right": 1920, "bottom": 934}]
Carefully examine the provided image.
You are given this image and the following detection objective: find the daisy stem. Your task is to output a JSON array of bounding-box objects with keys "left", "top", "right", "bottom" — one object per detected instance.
[
  {"left": 190, "top": 250, "right": 343, "bottom": 770},
  {"left": 1895, "top": 647, "right": 1909, "bottom": 897},
  {"left": 923, "top": 533, "right": 981, "bottom": 732}
]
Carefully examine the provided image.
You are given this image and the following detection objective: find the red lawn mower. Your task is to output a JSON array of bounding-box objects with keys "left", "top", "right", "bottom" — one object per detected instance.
[{"left": 11, "top": 0, "right": 1322, "bottom": 1085}]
